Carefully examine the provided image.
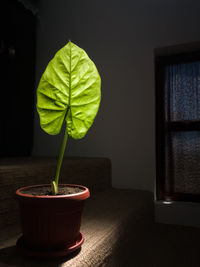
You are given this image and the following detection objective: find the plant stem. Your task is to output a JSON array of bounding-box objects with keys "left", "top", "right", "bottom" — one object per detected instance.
[{"left": 52, "top": 127, "right": 68, "bottom": 195}]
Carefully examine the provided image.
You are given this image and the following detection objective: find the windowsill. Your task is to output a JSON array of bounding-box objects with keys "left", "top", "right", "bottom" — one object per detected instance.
[{"left": 155, "top": 200, "right": 200, "bottom": 228}]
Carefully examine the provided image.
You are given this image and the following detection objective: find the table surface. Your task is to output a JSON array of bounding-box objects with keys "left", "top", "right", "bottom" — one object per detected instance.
[{"left": 0, "top": 188, "right": 153, "bottom": 267}]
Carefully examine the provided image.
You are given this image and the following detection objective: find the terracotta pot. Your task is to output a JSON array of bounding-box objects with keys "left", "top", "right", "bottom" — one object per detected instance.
[{"left": 15, "top": 184, "right": 90, "bottom": 258}]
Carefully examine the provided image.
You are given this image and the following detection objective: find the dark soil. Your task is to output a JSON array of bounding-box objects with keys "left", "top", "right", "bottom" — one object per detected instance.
[{"left": 20, "top": 185, "right": 84, "bottom": 196}]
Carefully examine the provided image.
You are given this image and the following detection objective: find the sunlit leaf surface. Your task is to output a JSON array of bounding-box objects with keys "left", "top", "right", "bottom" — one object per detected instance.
[{"left": 37, "top": 41, "right": 101, "bottom": 139}]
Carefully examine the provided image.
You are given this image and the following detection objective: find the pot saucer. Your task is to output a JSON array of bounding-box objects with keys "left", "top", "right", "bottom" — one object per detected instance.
[{"left": 16, "top": 232, "right": 84, "bottom": 259}]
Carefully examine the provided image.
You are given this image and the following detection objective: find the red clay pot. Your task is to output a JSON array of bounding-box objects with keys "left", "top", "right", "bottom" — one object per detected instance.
[{"left": 15, "top": 184, "right": 90, "bottom": 258}]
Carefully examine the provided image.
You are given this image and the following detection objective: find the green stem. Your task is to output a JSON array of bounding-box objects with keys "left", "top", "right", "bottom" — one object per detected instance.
[{"left": 52, "top": 127, "right": 68, "bottom": 195}]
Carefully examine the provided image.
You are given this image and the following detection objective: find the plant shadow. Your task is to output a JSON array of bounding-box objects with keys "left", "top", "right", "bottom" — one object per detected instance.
[{"left": 0, "top": 245, "right": 81, "bottom": 266}]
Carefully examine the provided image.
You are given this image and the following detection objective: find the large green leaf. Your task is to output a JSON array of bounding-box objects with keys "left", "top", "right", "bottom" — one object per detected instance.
[{"left": 37, "top": 41, "right": 101, "bottom": 139}]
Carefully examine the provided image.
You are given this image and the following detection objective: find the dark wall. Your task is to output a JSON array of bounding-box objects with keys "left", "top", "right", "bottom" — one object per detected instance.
[{"left": 0, "top": 1, "right": 36, "bottom": 156}]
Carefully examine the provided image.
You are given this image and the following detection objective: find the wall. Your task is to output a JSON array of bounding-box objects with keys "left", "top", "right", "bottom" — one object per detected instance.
[{"left": 33, "top": 0, "right": 200, "bottom": 192}]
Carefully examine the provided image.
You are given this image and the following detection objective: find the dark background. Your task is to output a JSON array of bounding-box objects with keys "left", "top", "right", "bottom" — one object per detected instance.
[{"left": 0, "top": 0, "right": 36, "bottom": 156}]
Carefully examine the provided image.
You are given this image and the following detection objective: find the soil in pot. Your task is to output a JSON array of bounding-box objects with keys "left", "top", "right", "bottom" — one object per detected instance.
[{"left": 20, "top": 185, "right": 84, "bottom": 196}]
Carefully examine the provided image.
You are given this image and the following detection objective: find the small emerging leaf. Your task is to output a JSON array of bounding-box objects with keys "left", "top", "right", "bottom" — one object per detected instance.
[{"left": 37, "top": 41, "right": 101, "bottom": 139}]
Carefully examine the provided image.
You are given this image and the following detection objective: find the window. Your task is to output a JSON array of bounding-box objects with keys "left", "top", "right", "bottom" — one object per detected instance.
[{"left": 155, "top": 44, "right": 200, "bottom": 202}]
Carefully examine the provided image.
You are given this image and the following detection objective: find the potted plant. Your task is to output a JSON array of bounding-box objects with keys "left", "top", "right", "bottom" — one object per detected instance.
[{"left": 15, "top": 41, "right": 101, "bottom": 258}]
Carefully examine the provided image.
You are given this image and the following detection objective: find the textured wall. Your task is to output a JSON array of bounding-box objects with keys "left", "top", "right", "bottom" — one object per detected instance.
[{"left": 33, "top": 0, "right": 200, "bottom": 191}]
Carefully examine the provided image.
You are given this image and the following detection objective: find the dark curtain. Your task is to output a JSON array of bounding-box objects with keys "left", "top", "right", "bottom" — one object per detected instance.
[
  {"left": 164, "top": 62, "right": 200, "bottom": 195},
  {"left": 165, "top": 62, "right": 200, "bottom": 122}
]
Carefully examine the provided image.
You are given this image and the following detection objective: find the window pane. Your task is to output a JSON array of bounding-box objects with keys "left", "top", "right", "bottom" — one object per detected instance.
[
  {"left": 166, "top": 131, "right": 200, "bottom": 194},
  {"left": 165, "top": 62, "right": 200, "bottom": 122}
]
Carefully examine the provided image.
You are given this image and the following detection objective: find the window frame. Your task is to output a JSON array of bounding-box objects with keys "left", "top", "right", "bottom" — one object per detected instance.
[{"left": 155, "top": 43, "right": 200, "bottom": 203}]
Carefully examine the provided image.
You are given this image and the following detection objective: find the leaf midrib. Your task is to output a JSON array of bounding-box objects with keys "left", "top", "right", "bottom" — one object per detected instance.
[
  {"left": 65, "top": 41, "right": 73, "bottom": 131},
  {"left": 69, "top": 42, "right": 72, "bottom": 108}
]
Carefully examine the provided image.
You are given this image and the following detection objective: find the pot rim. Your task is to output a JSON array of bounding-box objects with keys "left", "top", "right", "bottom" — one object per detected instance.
[{"left": 15, "top": 184, "right": 90, "bottom": 201}]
